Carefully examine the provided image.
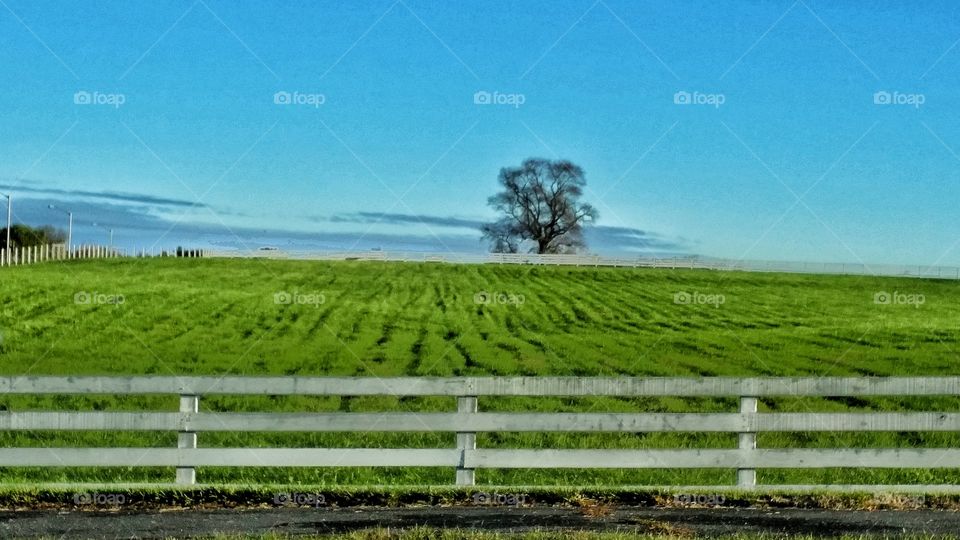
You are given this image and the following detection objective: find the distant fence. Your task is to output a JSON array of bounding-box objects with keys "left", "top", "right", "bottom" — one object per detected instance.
[
  {"left": 206, "top": 249, "right": 960, "bottom": 280},
  {"left": 3, "top": 376, "right": 960, "bottom": 490},
  {"left": 6, "top": 245, "right": 959, "bottom": 280},
  {"left": 0, "top": 244, "right": 123, "bottom": 267},
  {"left": 0, "top": 244, "right": 207, "bottom": 267}
]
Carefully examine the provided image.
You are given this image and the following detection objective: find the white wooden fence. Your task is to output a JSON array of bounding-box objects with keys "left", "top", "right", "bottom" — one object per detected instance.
[
  {"left": 2, "top": 376, "right": 960, "bottom": 490},
  {"left": 0, "top": 244, "right": 123, "bottom": 267},
  {"left": 0, "top": 245, "right": 210, "bottom": 267}
]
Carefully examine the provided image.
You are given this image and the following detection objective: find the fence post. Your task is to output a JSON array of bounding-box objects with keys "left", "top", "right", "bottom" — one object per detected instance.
[
  {"left": 737, "top": 396, "right": 757, "bottom": 488},
  {"left": 176, "top": 394, "right": 199, "bottom": 485},
  {"left": 456, "top": 395, "right": 477, "bottom": 486}
]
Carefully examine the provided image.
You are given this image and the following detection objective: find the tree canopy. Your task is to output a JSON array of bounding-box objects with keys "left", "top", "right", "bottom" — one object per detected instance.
[
  {"left": 0, "top": 224, "right": 66, "bottom": 249},
  {"left": 481, "top": 158, "right": 597, "bottom": 254}
]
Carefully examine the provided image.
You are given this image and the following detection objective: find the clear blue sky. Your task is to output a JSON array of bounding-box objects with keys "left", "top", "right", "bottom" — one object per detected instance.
[{"left": 2, "top": 0, "right": 959, "bottom": 264}]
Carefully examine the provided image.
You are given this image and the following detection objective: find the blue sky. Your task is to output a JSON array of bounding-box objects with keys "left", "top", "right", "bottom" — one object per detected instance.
[{"left": 1, "top": 0, "right": 959, "bottom": 264}]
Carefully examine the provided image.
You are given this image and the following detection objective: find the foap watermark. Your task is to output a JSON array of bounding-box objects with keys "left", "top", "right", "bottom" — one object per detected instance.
[
  {"left": 274, "top": 90, "right": 325, "bottom": 108},
  {"left": 673, "top": 291, "right": 725, "bottom": 308},
  {"left": 473, "top": 290, "right": 525, "bottom": 306},
  {"left": 472, "top": 492, "right": 528, "bottom": 506},
  {"left": 473, "top": 90, "right": 526, "bottom": 108},
  {"left": 73, "top": 492, "right": 127, "bottom": 506},
  {"left": 873, "top": 90, "right": 924, "bottom": 108},
  {"left": 74, "top": 291, "right": 125, "bottom": 305},
  {"left": 274, "top": 291, "right": 325, "bottom": 307},
  {"left": 673, "top": 90, "right": 725, "bottom": 108},
  {"left": 74, "top": 90, "right": 126, "bottom": 108},
  {"left": 673, "top": 493, "right": 726, "bottom": 506},
  {"left": 874, "top": 291, "right": 925, "bottom": 308},
  {"left": 273, "top": 492, "right": 326, "bottom": 507}
]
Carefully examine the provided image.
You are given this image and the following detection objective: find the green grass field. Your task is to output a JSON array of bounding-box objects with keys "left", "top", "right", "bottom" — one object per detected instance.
[
  {"left": 1, "top": 258, "right": 958, "bottom": 486},
  {"left": 205, "top": 532, "right": 960, "bottom": 540}
]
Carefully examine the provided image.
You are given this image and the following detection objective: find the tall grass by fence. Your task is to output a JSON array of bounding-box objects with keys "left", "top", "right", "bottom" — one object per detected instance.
[{"left": 3, "top": 376, "right": 960, "bottom": 491}]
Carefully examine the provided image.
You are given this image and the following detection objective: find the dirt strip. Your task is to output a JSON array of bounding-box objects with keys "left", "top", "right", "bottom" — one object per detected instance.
[{"left": 2, "top": 506, "right": 960, "bottom": 539}]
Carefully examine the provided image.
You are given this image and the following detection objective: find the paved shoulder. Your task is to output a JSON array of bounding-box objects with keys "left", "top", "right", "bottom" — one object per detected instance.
[{"left": 2, "top": 506, "right": 959, "bottom": 539}]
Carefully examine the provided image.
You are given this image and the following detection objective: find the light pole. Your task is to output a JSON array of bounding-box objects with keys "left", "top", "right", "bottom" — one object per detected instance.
[
  {"left": 92, "top": 222, "right": 114, "bottom": 247},
  {"left": 47, "top": 204, "right": 73, "bottom": 251},
  {"left": 1, "top": 192, "right": 10, "bottom": 253}
]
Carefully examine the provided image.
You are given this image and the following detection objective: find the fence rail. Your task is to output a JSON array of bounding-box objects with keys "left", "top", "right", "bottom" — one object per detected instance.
[{"left": 2, "top": 376, "right": 960, "bottom": 490}]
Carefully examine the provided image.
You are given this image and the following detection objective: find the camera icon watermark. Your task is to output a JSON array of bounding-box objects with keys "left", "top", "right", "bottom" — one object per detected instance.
[
  {"left": 673, "top": 291, "right": 725, "bottom": 308},
  {"left": 274, "top": 290, "right": 325, "bottom": 306},
  {"left": 473, "top": 90, "right": 525, "bottom": 108},
  {"left": 874, "top": 291, "right": 925, "bottom": 308},
  {"left": 673, "top": 90, "right": 725, "bottom": 108},
  {"left": 74, "top": 291, "right": 125, "bottom": 305},
  {"left": 273, "top": 492, "right": 326, "bottom": 507},
  {"left": 873, "top": 90, "right": 924, "bottom": 108},
  {"left": 274, "top": 90, "right": 326, "bottom": 108},
  {"left": 74, "top": 90, "right": 126, "bottom": 108},
  {"left": 473, "top": 290, "right": 525, "bottom": 306}
]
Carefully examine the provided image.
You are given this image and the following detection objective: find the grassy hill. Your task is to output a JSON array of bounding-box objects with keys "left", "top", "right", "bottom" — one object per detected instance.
[
  {"left": 1, "top": 258, "right": 956, "bottom": 377},
  {"left": 0, "top": 258, "right": 958, "bottom": 486}
]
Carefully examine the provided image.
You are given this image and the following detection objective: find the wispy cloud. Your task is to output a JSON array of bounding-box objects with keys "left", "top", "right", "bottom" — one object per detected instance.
[
  {"left": 586, "top": 225, "right": 687, "bottom": 252},
  {"left": 314, "top": 211, "right": 688, "bottom": 253},
  {"left": 318, "top": 211, "right": 484, "bottom": 229},
  {"left": 0, "top": 182, "right": 208, "bottom": 209},
  {"left": 8, "top": 191, "right": 688, "bottom": 255}
]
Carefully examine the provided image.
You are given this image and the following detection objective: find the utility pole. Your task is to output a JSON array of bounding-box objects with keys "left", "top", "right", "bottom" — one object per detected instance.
[
  {"left": 48, "top": 204, "right": 73, "bottom": 251},
  {"left": 2, "top": 192, "right": 10, "bottom": 252}
]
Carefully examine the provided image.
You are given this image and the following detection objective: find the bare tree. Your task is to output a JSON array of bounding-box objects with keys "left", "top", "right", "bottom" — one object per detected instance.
[{"left": 481, "top": 158, "right": 598, "bottom": 254}]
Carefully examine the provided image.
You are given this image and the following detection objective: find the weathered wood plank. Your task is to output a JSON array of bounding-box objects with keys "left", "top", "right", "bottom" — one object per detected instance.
[
  {"left": 2, "top": 376, "right": 960, "bottom": 396},
  {"left": 4, "top": 448, "right": 958, "bottom": 469},
  {"left": 464, "top": 449, "right": 960, "bottom": 469},
  {"left": 0, "top": 412, "right": 181, "bottom": 430},
  {"left": 5, "top": 412, "right": 960, "bottom": 432},
  {"left": 0, "top": 448, "right": 459, "bottom": 467}
]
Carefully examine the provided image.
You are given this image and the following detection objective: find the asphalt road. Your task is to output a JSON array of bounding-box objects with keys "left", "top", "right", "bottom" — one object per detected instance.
[{"left": 3, "top": 506, "right": 960, "bottom": 538}]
